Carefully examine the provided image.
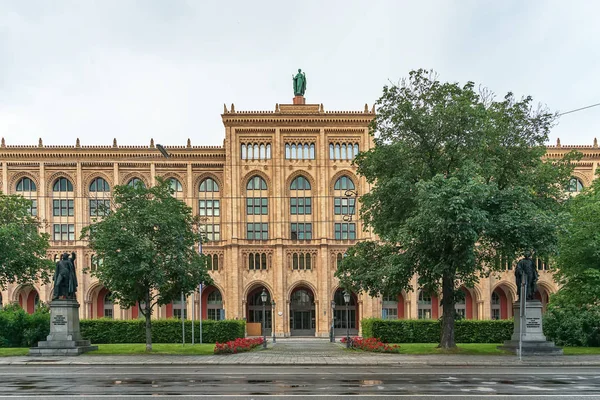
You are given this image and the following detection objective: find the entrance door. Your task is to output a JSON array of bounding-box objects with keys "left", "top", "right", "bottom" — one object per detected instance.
[
  {"left": 290, "top": 288, "right": 315, "bottom": 336},
  {"left": 247, "top": 287, "right": 272, "bottom": 336}
]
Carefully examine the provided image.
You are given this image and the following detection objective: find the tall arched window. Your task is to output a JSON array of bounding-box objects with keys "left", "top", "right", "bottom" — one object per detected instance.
[
  {"left": 104, "top": 291, "right": 114, "bottom": 318},
  {"left": 246, "top": 176, "right": 268, "bottom": 240},
  {"left": 568, "top": 177, "right": 584, "bottom": 193},
  {"left": 491, "top": 291, "right": 501, "bottom": 320},
  {"left": 206, "top": 254, "right": 219, "bottom": 271},
  {"left": 199, "top": 178, "right": 220, "bottom": 241},
  {"left": 418, "top": 291, "right": 432, "bottom": 319},
  {"left": 127, "top": 177, "right": 145, "bottom": 188},
  {"left": 290, "top": 175, "right": 312, "bottom": 240},
  {"left": 333, "top": 176, "right": 356, "bottom": 240},
  {"left": 207, "top": 290, "right": 224, "bottom": 320},
  {"left": 15, "top": 177, "right": 37, "bottom": 216},
  {"left": 455, "top": 290, "right": 466, "bottom": 319},
  {"left": 89, "top": 177, "right": 111, "bottom": 217},
  {"left": 169, "top": 178, "right": 183, "bottom": 192},
  {"left": 329, "top": 144, "right": 334, "bottom": 159},
  {"left": 52, "top": 177, "right": 75, "bottom": 241}
]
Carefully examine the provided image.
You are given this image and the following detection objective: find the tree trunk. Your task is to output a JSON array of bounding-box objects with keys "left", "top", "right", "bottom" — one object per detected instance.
[
  {"left": 145, "top": 289, "right": 152, "bottom": 352},
  {"left": 439, "top": 270, "right": 456, "bottom": 349}
]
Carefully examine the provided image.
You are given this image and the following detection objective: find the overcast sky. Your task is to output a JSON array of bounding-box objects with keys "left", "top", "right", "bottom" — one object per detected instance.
[{"left": 1, "top": 0, "right": 598, "bottom": 147}]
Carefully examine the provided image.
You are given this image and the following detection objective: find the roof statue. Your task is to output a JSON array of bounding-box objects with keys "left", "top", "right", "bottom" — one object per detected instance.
[{"left": 293, "top": 69, "right": 307, "bottom": 96}]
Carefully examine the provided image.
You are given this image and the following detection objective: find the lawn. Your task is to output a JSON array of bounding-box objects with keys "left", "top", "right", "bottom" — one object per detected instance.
[
  {"left": 0, "top": 344, "right": 216, "bottom": 356},
  {"left": 391, "top": 343, "right": 600, "bottom": 355}
]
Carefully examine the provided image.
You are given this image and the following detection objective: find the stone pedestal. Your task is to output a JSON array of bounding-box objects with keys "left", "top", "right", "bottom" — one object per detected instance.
[
  {"left": 29, "top": 299, "right": 98, "bottom": 356},
  {"left": 498, "top": 300, "right": 563, "bottom": 355},
  {"left": 293, "top": 95, "right": 306, "bottom": 105}
]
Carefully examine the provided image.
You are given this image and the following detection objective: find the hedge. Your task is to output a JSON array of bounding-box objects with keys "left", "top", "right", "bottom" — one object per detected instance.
[
  {"left": 361, "top": 318, "right": 514, "bottom": 343},
  {"left": 0, "top": 303, "right": 51, "bottom": 347},
  {"left": 80, "top": 319, "right": 245, "bottom": 344}
]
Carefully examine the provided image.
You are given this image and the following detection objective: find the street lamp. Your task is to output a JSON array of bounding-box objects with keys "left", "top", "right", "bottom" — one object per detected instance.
[
  {"left": 330, "top": 300, "right": 336, "bottom": 343},
  {"left": 261, "top": 289, "right": 268, "bottom": 349},
  {"left": 271, "top": 299, "right": 276, "bottom": 344},
  {"left": 343, "top": 291, "right": 351, "bottom": 348}
]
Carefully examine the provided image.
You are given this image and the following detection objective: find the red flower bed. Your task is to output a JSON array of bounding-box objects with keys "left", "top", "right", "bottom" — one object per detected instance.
[
  {"left": 214, "top": 337, "right": 265, "bottom": 354},
  {"left": 340, "top": 336, "right": 400, "bottom": 353}
]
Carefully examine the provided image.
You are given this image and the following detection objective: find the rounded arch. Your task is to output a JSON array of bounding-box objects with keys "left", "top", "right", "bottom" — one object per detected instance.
[
  {"left": 536, "top": 279, "right": 555, "bottom": 295},
  {"left": 194, "top": 173, "right": 223, "bottom": 193},
  {"left": 159, "top": 172, "right": 187, "bottom": 193},
  {"left": 85, "top": 280, "right": 106, "bottom": 303},
  {"left": 285, "top": 171, "right": 316, "bottom": 193},
  {"left": 203, "top": 281, "right": 226, "bottom": 301},
  {"left": 9, "top": 172, "right": 40, "bottom": 194},
  {"left": 83, "top": 172, "right": 113, "bottom": 197},
  {"left": 243, "top": 280, "right": 275, "bottom": 301},
  {"left": 570, "top": 170, "right": 592, "bottom": 188},
  {"left": 46, "top": 171, "right": 77, "bottom": 194},
  {"left": 329, "top": 170, "right": 359, "bottom": 193},
  {"left": 240, "top": 170, "right": 272, "bottom": 196},
  {"left": 120, "top": 172, "right": 150, "bottom": 188},
  {"left": 11, "top": 284, "right": 40, "bottom": 314},
  {"left": 491, "top": 280, "right": 518, "bottom": 302},
  {"left": 286, "top": 280, "right": 318, "bottom": 301}
]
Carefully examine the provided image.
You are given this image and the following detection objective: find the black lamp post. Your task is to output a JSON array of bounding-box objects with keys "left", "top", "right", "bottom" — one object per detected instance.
[
  {"left": 343, "top": 291, "right": 351, "bottom": 348},
  {"left": 271, "top": 299, "right": 276, "bottom": 344},
  {"left": 261, "top": 289, "right": 268, "bottom": 349},
  {"left": 330, "top": 300, "right": 336, "bottom": 343}
]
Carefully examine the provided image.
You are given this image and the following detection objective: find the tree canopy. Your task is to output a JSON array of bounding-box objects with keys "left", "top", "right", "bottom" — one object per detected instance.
[
  {"left": 81, "top": 178, "right": 212, "bottom": 351},
  {"left": 0, "top": 193, "right": 53, "bottom": 289},
  {"left": 553, "top": 176, "right": 600, "bottom": 307},
  {"left": 335, "top": 69, "right": 577, "bottom": 348}
]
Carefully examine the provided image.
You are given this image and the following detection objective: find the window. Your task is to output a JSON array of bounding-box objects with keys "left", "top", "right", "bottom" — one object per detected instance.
[
  {"left": 206, "top": 254, "right": 219, "bottom": 271},
  {"left": 89, "top": 199, "right": 111, "bottom": 216},
  {"left": 285, "top": 142, "right": 316, "bottom": 160},
  {"left": 334, "top": 198, "right": 355, "bottom": 215},
  {"left": 207, "top": 290, "right": 224, "bottom": 320},
  {"left": 491, "top": 291, "right": 501, "bottom": 320},
  {"left": 247, "top": 223, "right": 268, "bottom": 240},
  {"left": 241, "top": 143, "right": 271, "bottom": 160},
  {"left": 90, "top": 255, "right": 103, "bottom": 272},
  {"left": 334, "top": 176, "right": 355, "bottom": 191},
  {"left": 53, "top": 199, "right": 74, "bottom": 216},
  {"left": 248, "top": 252, "right": 268, "bottom": 270},
  {"left": 334, "top": 223, "right": 356, "bottom": 240},
  {"left": 330, "top": 142, "right": 359, "bottom": 160},
  {"left": 336, "top": 253, "right": 343, "bottom": 268},
  {"left": 291, "top": 252, "right": 312, "bottom": 270},
  {"left": 247, "top": 176, "right": 267, "bottom": 190},
  {"left": 290, "top": 176, "right": 311, "bottom": 190},
  {"left": 246, "top": 198, "right": 268, "bottom": 215},
  {"left": 53, "top": 224, "right": 75, "bottom": 241},
  {"left": 291, "top": 223, "right": 312, "bottom": 240},
  {"left": 173, "top": 298, "right": 187, "bottom": 319},
  {"left": 16, "top": 177, "right": 37, "bottom": 192},
  {"left": 169, "top": 178, "right": 183, "bottom": 192},
  {"left": 53, "top": 177, "right": 73, "bottom": 192},
  {"left": 290, "top": 197, "right": 311, "bottom": 215},
  {"left": 382, "top": 294, "right": 399, "bottom": 320},
  {"left": 89, "top": 178, "right": 110, "bottom": 192},
  {"left": 455, "top": 291, "right": 466, "bottom": 319},
  {"left": 104, "top": 292, "right": 114, "bottom": 319},
  {"left": 568, "top": 177, "right": 584, "bottom": 193},
  {"left": 199, "top": 178, "right": 221, "bottom": 242},
  {"left": 127, "top": 178, "right": 145, "bottom": 188},
  {"left": 418, "top": 291, "right": 432, "bottom": 319}
]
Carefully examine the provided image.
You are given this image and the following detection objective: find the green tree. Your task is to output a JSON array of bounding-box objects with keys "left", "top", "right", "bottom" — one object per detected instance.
[
  {"left": 81, "top": 178, "right": 212, "bottom": 351},
  {"left": 553, "top": 176, "right": 600, "bottom": 307},
  {"left": 336, "top": 69, "right": 577, "bottom": 348},
  {"left": 0, "top": 193, "right": 53, "bottom": 289}
]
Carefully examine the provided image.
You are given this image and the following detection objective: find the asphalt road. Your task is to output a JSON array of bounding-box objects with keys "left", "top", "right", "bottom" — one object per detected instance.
[{"left": 0, "top": 365, "right": 599, "bottom": 399}]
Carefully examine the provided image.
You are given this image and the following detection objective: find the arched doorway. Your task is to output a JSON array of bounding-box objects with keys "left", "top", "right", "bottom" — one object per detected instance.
[
  {"left": 202, "top": 286, "right": 225, "bottom": 320},
  {"left": 491, "top": 286, "right": 510, "bottom": 320},
  {"left": 334, "top": 289, "right": 358, "bottom": 336},
  {"left": 15, "top": 285, "right": 39, "bottom": 314},
  {"left": 289, "top": 287, "right": 315, "bottom": 336},
  {"left": 96, "top": 287, "right": 113, "bottom": 319},
  {"left": 247, "top": 286, "right": 272, "bottom": 336}
]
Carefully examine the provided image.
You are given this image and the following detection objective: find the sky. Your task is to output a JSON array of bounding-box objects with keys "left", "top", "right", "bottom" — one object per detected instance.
[{"left": 1, "top": 0, "right": 599, "bottom": 147}]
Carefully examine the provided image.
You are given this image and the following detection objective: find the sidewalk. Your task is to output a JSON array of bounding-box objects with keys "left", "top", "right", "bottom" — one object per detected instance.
[{"left": 2, "top": 340, "right": 600, "bottom": 367}]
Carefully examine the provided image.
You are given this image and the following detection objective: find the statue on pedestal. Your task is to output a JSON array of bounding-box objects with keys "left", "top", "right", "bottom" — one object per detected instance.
[
  {"left": 293, "top": 69, "right": 307, "bottom": 96},
  {"left": 52, "top": 252, "right": 78, "bottom": 300},
  {"left": 515, "top": 251, "right": 538, "bottom": 301}
]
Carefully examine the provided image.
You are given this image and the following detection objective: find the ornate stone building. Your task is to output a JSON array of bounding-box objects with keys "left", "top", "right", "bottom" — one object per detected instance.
[{"left": 1, "top": 97, "right": 598, "bottom": 337}]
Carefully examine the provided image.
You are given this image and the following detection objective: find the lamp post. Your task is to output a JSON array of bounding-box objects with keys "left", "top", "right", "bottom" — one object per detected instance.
[
  {"left": 343, "top": 291, "right": 351, "bottom": 348},
  {"left": 271, "top": 299, "right": 276, "bottom": 344},
  {"left": 261, "top": 289, "right": 268, "bottom": 349},
  {"left": 330, "top": 300, "right": 336, "bottom": 343}
]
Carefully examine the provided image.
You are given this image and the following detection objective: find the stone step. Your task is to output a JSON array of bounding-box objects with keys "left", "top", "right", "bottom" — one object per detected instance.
[
  {"left": 36, "top": 340, "right": 92, "bottom": 349},
  {"left": 29, "top": 345, "right": 98, "bottom": 356}
]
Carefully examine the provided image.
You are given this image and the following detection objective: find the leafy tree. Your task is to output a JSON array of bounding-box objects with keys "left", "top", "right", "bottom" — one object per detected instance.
[
  {"left": 553, "top": 176, "right": 600, "bottom": 307},
  {"left": 0, "top": 193, "right": 53, "bottom": 289},
  {"left": 81, "top": 178, "right": 211, "bottom": 351},
  {"left": 336, "top": 69, "right": 577, "bottom": 348}
]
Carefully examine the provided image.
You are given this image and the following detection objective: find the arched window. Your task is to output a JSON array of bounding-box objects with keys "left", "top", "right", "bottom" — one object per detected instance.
[
  {"left": 52, "top": 177, "right": 75, "bottom": 241},
  {"left": 207, "top": 290, "right": 224, "bottom": 320},
  {"left": 382, "top": 294, "right": 399, "bottom": 320},
  {"left": 127, "top": 178, "right": 145, "bottom": 188},
  {"left": 291, "top": 144, "right": 297, "bottom": 159},
  {"left": 310, "top": 143, "right": 315, "bottom": 159},
  {"left": 334, "top": 176, "right": 356, "bottom": 240},
  {"left": 455, "top": 290, "right": 466, "bottom": 319},
  {"left": 260, "top": 144, "right": 266, "bottom": 159},
  {"left": 293, "top": 253, "right": 298, "bottom": 270},
  {"left": 329, "top": 144, "right": 334, "bottom": 159},
  {"left": 334, "top": 144, "right": 341, "bottom": 160},
  {"left": 336, "top": 253, "right": 343, "bottom": 268},
  {"left": 248, "top": 252, "right": 268, "bottom": 270},
  {"left": 16, "top": 177, "right": 36, "bottom": 192},
  {"left": 253, "top": 144, "right": 259, "bottom": 160},
  {"left": 206, "top": 254, "right": 219, "bottom": 271},
  {"left": 341, "top": 144, "right": 347, "bottom": 160},
  {"left": 241, "top": 144, "right": 247, "bottom": 160},
  {"left": 15, "top": 177, "right": 37, "bottom": 216},
  {"left": 285, "top": 144, "right": 290, "bottom": 159},
  {"left": 347, "top": 144, "right": 354, "bottom": 159},
  {"left": 104, "top": 292, "right": 114, "bottom": 319},
  {"left": 334, "top": 176, "right": 355, "bottom": 191},
  {"left": 354, "top": 143, "right": 359, "bottom": 158},
  {"left": 290, "top": 175, "right": 312, "bottom": 240},
  {"left": 290, "top": 176, "right": 311, "bottom": 190},
  {"left": 246, "top": 176, "right": 268, "bottom": 240},
  {"left": 89, "top": 177, "right": 110, "bottom": 192},
  {"left": 169, "top": 178, "right": 183, "bottom": 192},
  {"left": 568, "top": 177, "right": 584, "bottom": 193},
  {"left": 199, "top": 178, "right": 220, "bottom": 241},
  {"left": 266, "top": 144, "right": 271, "bottom": 159},
  {"left": 303, "top": 144, "right": 309, "bottom": 159},
  {"left": 53, "top": 177, "right": 73, "bottom": 192},
  {"left": 491, "top": 291, "right": 501, "bottom": 320},
  {"left": 418, "top": 291, "right": 432, "bottom": 319}
]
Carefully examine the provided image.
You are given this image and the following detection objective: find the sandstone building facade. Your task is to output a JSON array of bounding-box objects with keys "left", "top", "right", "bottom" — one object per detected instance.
[{"left": 1, "top": 98, "right": 598, "bottom": 337}]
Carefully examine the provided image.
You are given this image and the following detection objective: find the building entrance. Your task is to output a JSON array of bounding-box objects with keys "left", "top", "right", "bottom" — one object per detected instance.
[
  {"left": 289, "top": 288, "right": 315, "bottom": 336},
  {"left": 247, "top": 286, "right": 272, "bottom": 336}
]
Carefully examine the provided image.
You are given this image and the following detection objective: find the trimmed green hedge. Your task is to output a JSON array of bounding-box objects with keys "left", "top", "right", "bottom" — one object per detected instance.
[
  {"left": 361, "top": 318, "right": 513, "bottom": 343},
  {"left": 80, "top": 319, "right": 245, "bottom": 344}
]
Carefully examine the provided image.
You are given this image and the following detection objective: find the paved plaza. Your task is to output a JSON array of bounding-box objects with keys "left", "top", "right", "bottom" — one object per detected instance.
[{"left": 4, "top": 338, "right": 600, "bottom": 367}]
